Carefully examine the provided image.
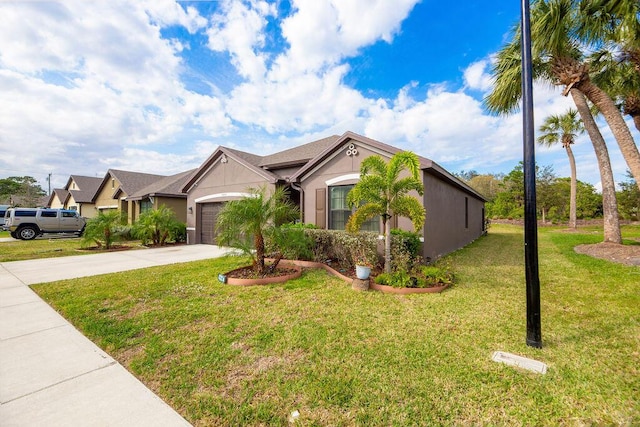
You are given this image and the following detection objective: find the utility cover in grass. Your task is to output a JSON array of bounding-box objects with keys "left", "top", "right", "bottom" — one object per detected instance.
[{"left": 492, "top": 351, "right": 548, "bottom": 374}]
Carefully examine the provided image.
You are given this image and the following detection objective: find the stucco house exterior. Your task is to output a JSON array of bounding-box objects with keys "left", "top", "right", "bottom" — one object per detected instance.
[
  {"left": 64, "top": 175, "right": 103, "bottom": 218},
  {"left": 92, "top": 169, "right": 167, "bottom": 224},
  {"left": 46, "top": 175, "right": 102, "bottom": 217},
  {"left": 125, "top": 169, "right": 196, "bottom": 223},
  {"left": 47, "top": 188, "right": 69, "bottom": 210},
  {"left": 183, "top": 131, "right": 486, "bottom": 261}
]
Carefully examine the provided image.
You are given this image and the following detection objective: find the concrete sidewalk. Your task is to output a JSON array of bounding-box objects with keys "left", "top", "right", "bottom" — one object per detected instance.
[{"left": 0, "top": 244, "right": 230, "bottom": 426}]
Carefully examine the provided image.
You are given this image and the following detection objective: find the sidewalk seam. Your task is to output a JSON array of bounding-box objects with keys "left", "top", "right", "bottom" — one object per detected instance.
[{"left": 0, "top": 361, "right": 118, "bottom": 405}]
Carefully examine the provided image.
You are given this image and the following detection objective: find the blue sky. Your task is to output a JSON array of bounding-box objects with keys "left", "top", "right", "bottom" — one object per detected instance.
[{"left": 0, "top": 0, "right": 637, "bottom": 192}]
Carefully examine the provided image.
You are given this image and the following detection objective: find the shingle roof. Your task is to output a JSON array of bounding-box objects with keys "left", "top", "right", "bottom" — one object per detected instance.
[
  {"left": 66, "top": 175, "right": 102, "bottom": 203},
  {"left": 127, "top": 169, "right": 196, "bottom": 200},
  {"left": 107, "top": 169, "right": 167, "bottom": 197},
  {"left": 259, "top": 135, "right": 340, "bottom": 168},
  {"left": 47, "top": 188, "right": 68, "bottom": 207}
]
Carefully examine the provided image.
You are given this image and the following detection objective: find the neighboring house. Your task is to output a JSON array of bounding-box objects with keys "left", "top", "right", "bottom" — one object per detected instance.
[
  {"left": 47, "top": 189, "right": 69, "bottom": 209},
  {"left": 92, "top": 169, "right": 167, "bottom": 224},
  {"left": 63, "top": 175, "right": 103, "bottom": 218},
  {"left": 125, "top": 169, "right": 196, "bottom": 223},
  {"left": 183, "top": 131, "right": 487, "bottom": 261}
]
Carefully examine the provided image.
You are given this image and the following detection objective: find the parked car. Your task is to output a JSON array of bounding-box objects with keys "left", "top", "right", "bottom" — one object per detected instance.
[
  {"left": 0, "top": 205, "right": 10, "bottom": 228},
  {"left": 3, "top": 208, "right": 86, "bottom": 240}
]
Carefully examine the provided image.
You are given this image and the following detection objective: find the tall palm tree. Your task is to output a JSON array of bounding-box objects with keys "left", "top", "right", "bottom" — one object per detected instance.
[
  {"left": 487, "top": 0, "right": 640, "bottom": 190},
  {"left": 485, "top": 0, "right": 623, "bottom": 243},
  {"left": 346, "top": 151, "right": 426, "bottom": 273},
  {"left": 538, "top": 109, "right": 584, "bottom": 228},
  {"left": 580, "top": 0, "right": 640, "bottom": 132},
  {"left": 570, "top": 89, "right": 622, "bottom": 243},
  {"left": 216, "top": 186, "right": 299, "bottom": 275}
]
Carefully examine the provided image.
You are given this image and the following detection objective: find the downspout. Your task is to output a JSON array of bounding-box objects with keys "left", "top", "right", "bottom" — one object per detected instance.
[{"left": 289, "top": 180, "right": 304, "bottom": 224}]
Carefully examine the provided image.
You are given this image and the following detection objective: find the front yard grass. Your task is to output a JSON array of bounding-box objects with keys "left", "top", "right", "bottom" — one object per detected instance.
[
  {"left": 0, "top": 237, "right": 90, "bottom": 262},
  {"left": 33, "top": 224, "right": 639, "bottom": 426},
  {"left": 0, "top": 237, "right": 145, "bottom": 262}
]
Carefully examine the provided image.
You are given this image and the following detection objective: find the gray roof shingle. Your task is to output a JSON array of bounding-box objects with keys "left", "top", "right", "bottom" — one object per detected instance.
[{"left": 127, "top": 169, "right": 196, "bottom": 200}]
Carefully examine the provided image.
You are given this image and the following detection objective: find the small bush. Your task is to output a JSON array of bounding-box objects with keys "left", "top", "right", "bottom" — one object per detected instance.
[
  {"left": 303, "top": 229, "right": 378, "bottom": 268},
  {"left": 265, "top": 224, "right": 314, "bottom": 261}
]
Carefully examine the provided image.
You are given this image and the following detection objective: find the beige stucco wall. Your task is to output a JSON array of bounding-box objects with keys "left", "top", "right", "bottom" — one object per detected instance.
[
  {"left": 65, "top": 194, "right": 77, "bottom": 211},
  {"left": 93, "top": 176, "right": 121, "bottom": 211},
  {"left": 155, "top": 197, "right": 187, "bottom": 223},
  {"left": 185, "top": 156, "right": 274, "bottom": 243},
  {"left": 79, "top": 202, "right": 97, "bottom": 218},
  {"left": 49, "top": 195, "right": 64, "bottom": 209},
  {"left": 298, "top": 141, "right": 416, "bottom": 232}
]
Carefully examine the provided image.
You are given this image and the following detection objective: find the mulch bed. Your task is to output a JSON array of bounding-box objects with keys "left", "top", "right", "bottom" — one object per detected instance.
[
  {"left": 574, "top": 242, "right": 640, "bottom": 266},
  {"left": 226, "top": 265, "right": 301, "bottom": 279}
]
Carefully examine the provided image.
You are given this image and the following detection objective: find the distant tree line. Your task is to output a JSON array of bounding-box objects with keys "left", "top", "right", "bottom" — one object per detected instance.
[
  {"left": 456, "top": 165, "right": 640, "bottom": 223},
  {"left": 0, "top": 176, "right": 47, "bottom": 207}
]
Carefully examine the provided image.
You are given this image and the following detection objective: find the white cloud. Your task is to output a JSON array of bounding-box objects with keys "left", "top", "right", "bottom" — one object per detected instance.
[
  {"left": 206, "top": 0, "right": 275, "bottom": 81},
  {"left": 463, "top": 60, "right": 493, "bottom": 92},
  {"left": 0, "top": 0, "right": 232, "bottom": 188}
]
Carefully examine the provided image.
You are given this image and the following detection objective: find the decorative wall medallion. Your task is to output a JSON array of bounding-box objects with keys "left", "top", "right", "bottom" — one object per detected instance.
[{"left": 345, "top": 143, "right": 358, "bottom": 156}]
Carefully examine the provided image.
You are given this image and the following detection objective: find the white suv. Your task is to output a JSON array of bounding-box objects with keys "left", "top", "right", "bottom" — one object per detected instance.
[{"left": 3, "top": 208, "right": 86, "bottom": 240}]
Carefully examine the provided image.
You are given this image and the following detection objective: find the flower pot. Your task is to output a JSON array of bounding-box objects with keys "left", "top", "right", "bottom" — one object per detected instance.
[{"left": 355, "top": 265, "right": 371, "bottom": 280}]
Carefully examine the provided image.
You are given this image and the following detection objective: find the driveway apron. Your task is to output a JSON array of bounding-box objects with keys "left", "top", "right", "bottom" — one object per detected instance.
[{"left": 0, "top": 244, "right": 229, "bottom": 426}]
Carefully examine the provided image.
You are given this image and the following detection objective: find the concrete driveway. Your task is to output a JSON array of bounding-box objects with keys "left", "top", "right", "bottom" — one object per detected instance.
[{"left": 0, "top": 244, "right": 230, "bottom": 426}]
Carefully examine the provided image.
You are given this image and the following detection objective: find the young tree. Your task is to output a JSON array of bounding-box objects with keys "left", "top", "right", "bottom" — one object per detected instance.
[
  {"left": 132, "top": 205, "right": 184, "bottom": 246},
  {"left": 82, "top": 210, "right": 125, "bottom": 249},
  {"left": 216, "top": 186, "right": 299, "bottom": 275},
  {"left": 538, "top": 109, "right": 584, "bottom": 228},
  {"left": 345, "top": 152, "right": 425, "bottom": 274}
]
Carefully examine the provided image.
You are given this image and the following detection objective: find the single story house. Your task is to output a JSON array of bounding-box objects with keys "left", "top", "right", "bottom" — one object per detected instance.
[
  {"left": 64, "top": 175, "right": 103, "bottom": 218},
  {"left": 125, "top": 169, "right": 196, "bottom": 223},
  {"left": 92, "top": 169, "right": 167, "bottom": 224},
  {"left": 182, "top": 131, "right": 486, "bottom": 261},
  {"left": 47, "top": 188, "right": 69, "bottom": 210}
]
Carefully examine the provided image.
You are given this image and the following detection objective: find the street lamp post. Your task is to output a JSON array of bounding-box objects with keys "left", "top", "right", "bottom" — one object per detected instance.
[{"left": 520, "top": 0, "right": 542, "bottom": 348}]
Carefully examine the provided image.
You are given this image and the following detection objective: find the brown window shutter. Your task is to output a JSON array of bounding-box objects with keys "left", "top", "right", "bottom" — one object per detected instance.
[{"left": 315, "top": 188, "right": 326, "bottom": 229}]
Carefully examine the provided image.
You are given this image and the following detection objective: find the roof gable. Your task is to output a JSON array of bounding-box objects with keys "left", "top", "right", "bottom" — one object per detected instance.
[
  {"left": 128, "top": 169, "right": 196, "bottom": 200},
  {"left": 65, "top": 175, "right": 102, "bottom": 203},
  {"left": 182, "top": 147, "right": 279, "bottom": 193},
  {"left": 93, "top": 169, "right": 166, "bottom": 201}
]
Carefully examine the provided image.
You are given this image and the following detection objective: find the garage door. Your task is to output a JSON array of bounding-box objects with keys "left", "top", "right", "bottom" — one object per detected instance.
[{"left": 199, "top": 202, "right": 223, "bottom": 244}]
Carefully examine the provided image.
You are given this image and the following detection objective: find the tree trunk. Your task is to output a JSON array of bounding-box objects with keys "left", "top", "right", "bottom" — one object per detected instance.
[
  {"left": 254, "top": 232, "right": 265, "bottom": 274},
  {"left": 577, "top": 79, "right": 640, "bottom": 191},
  {"left": 384, "top": 215, "right": 391, "bottom": 274},
  {"left": 570, "top": 89, "right": 622, "bottom": 243},
  {"left": 565, "top": 144, "right": 577, "bottom": 229}
]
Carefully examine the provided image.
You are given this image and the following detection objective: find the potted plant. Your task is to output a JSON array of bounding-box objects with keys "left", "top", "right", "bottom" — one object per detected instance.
[{"left": 351, "top": 240, "right": 377, "bottom": 280}]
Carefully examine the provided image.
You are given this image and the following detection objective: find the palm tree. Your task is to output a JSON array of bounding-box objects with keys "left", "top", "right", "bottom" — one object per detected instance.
[
  {"left": 538, "top": 109, "right": 584, "bottom": 228},
  {"left": 216, "top": 186, "right": 299, "bottom": 275},
  {"left": 487, "top": 0, "right": 640, "bottom": 190},
  {"left": 485, "top": 0, "right": 623, "bottom": 243},
  {"left": 345, "top": 151, "right": 426, "bottom": 273},
  {"left": 82, "top": 210, "right": 125, "bottom": 249}
]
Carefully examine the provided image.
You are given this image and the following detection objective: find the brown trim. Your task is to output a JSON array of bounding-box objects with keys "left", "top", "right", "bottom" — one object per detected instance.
[{"left": 315, "top": 188, "right": 326, "bottom": 229}]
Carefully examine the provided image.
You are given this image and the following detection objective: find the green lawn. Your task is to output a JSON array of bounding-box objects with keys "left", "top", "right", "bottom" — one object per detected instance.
[
  {"left": 0, "top": 237, "right": 146, "bottom": 262},
  {"left": 33, "top": 224, "right": 640, "bottom": 426}
]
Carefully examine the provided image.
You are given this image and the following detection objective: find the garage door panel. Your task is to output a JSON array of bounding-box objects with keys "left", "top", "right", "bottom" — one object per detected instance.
[{"left": 199, "top": 203, "right": 222, "bottom": 245}]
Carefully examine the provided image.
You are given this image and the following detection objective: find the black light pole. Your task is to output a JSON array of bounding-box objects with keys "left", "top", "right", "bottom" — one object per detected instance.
[{"left": 520, "top": 0, "right": 542, "bottom": 348}]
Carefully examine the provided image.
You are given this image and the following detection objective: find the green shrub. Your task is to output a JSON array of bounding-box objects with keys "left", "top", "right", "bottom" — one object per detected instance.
[
  {"left": 265, "top": 224, "right": 314, "bottom": 261},
  {"left": 303, "top": 229, "right": 379, "bottom": 268},
  {"left": 132, "top": 206, "right": 184, "bottom": 246},
  {"left": 82, "top": 210, "right": 126, "bottom": 249}
]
